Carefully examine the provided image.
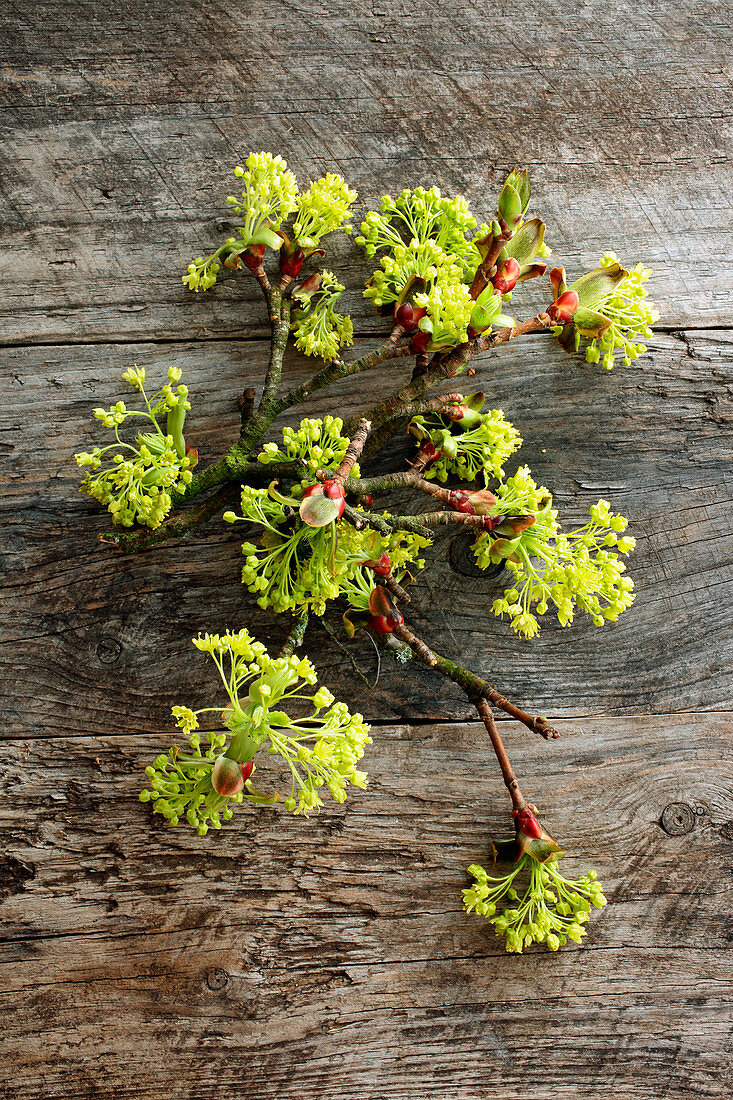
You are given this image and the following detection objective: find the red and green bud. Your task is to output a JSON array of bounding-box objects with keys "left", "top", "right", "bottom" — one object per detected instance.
[
  {"left": 549, "top": 266, "right": 568, "bottom": 300},
  {"left": 299, "top": 479, "right": 346, "bottom": 526},
  {"left": 547, "top": 290, "right": 580, "bottom": 325},
  {"left": 212, "top": 755, "right": 245, "bottom": 796},
  {"left": 240, "top": 761, "right": 254, "bottom": 783},
  {"left": 360, "top": 552, "right": 391, "bottom": 575},
  {"left": 448, "top": 488, "right": 497, "bottom": 516},
  {"left": 492, "top": 257, "right": 521, "bottom": 294},
  {"left": 512, "top": 806, "right": 543, "bottom": 840},
  {"left": 395, "top": 302, "right": 427, "bottom": 333},
  {"left": 360, "top": 493, "right": 373, "bottom": 507},
  {"left": 242, "top": 243, "right": 266, "bottom": 271},
  {"left": 292, "top": 272, "right": 322, "bottom": 304},
  {"left": 367, "top": 586, "right": 404, "bottom": 633},
  {"left": 279, "top": 246, "right": 306, "bottom": 278}
]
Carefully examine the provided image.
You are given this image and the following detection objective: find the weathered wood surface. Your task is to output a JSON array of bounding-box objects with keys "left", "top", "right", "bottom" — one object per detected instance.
[
  {"left": 1, "top": 0, "right": 732, "bottom": 344},
  {"left": 2, "top": 1, "right": 733, "bottom": 1097},
  {"left": 1, "top": 715, "right": 732, "bottom": 1100},
  {"left": 2, "top": 331, "right": 732, "bottom": 737}
]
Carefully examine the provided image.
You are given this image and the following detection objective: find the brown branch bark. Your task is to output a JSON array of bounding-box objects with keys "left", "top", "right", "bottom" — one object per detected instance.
[{"left": 391, "top": 621, "right": 560, "bottom": 741}]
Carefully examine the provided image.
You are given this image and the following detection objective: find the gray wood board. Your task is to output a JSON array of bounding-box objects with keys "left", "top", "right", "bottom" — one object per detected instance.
[
  {"left": 1, "top": 714, "right": 731, "bottom": 1099},
  {"left": 2, "top": 331, "right": 731, "bottom": 738},
  {"left": 3, "top": 4, "right": 733, "bottom": 1096},
  {"left": 2, "top": 2, "right": 732, "bottom": 343}
]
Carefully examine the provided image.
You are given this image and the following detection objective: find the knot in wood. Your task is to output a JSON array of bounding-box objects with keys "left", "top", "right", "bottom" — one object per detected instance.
[
  {"left": 660, "top": 802, "right": 696, "bottom": 836},
  {"left": 205, "top": 968, "right": 230, "bottom": 992},
  {"left": 96, "top": 636, "right": 122, "bottom": 665}
]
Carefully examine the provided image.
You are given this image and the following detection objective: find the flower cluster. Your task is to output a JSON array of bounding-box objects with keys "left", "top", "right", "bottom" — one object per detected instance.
[
  {"left": 357, "top": 189, "right": 478, "bottom": 338},
  {"left": 257, "top": 416, "right": 360, "bottom": 484},
  {"left": 357, "top": 178, "right": 550, "bottom": 351},
  {"left": 183, "top": 154, "right": 298, "bottom": 291},
  {"left": 291, "top": 271, "right": 354, "bottom": 360},
  {"left": 225, "top": 481, "right": 429, "bottom": 616},
  {"left": 362, "top": 239, "right": 464, "bottom": 310},
  {"left": 474, "top": 477, "right": 636, "bottom": 637},
  {"left": 139, "top": 629, "right": 371, "bottom": 830},
  {"left": 292, "top": 174, "right": 357, "bottom": 249},
  {"left": 409, "top": 398, "right": 522, "bottom": 483},
  {"left": 183, "top": 155, "right": 356, "bottom": 293},
  {"left": 412, "top": 280, "right": 474, "bottom": 350},
  {"left": 464, "top": 855, "right": 607, "bottom": 953},
  {"left": 232, "top": 486, "right": 341, "bottom": 613},
  {"left": 356, "top": 186, "right": 476, "bottom": 265},
  {"left": 334, "top": 521, "right": 430, "bottom": 611},
  {"left": 74, "top": 366, "right": 195, "bottom": 528},
  {"left": 550, "top": 253, "right": 659, "bottom": 368},
  {"left": 582, "top": 254, "right": 659, "bottom": 368}
]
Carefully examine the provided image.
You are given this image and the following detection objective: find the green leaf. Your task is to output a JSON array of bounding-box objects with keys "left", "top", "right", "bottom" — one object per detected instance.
[
  {"left": 572, "top": 306, "right": 612, "bottom": 338},
  {"left": 569, "top": 263, "right": 626, "bottom": 308},
  {"left": 342, "top": 609, "right": 369, "bottom": 638},
  {"left": 464, "top": 391, "right": 486, "bottom": 412},
  {"left": 498, "top": 182, "right": 523, "bottom": 227},
  {"left": 499, "top": 217, "right": 545, "bottom": 267},
  {"left": 522, "top": 834, "right": 564, "bottom": 863},
  {"left": 250, "top": 226, "right": 284, "bottom": 251}
]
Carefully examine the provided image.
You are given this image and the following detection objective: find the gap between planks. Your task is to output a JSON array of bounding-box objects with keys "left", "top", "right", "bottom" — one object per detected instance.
[
  {"left": 2, "top": 324, "right": 732, "bottom": 352},
  {"left": 5, "top": 709, "right": 730, "bottom": 742}
]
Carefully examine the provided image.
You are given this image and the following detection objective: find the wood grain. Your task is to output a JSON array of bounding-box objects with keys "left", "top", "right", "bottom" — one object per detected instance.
[
  {"left": 2, "top": 2, "right": 733, "bottom": 1096},
  {"left": 1, "top": 1, "right": 732, "bottom": 344},
  {"left": 2, "top": 331, "right": 731, "bottom": 738},
  {"left": 1, "top": 715, "right": 732, "bottom": 1099}
]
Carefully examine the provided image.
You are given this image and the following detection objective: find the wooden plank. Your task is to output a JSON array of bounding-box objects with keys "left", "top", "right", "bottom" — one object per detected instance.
[
  {"left": 2, "top": 330, "right": 731, "bottom": 738},
  {"left": 1, "top": 714, "right": 731, "bottom": 1099},
  {"left": 1, "top": 2, "right": 732, "bottom": 343}
]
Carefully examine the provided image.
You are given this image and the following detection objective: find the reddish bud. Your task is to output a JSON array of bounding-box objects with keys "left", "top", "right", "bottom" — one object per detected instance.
[
  {"left": 360, "top": 493, "right": 373, "bottom": 507},
  {"left": 367, "top": 614, "right": 393, "bottom": 634},
  {"left": 212, "top": 755, "right": 244, "bottom": 796},
  {"left": 240, "top": 761, "right": 254, "bottom": 783},
  {"left": 279, "top": 246, "right": 305, "bottom": 278},
  {"left": 417, "top": 440, "right": 440, "bottom": 466},
  {"left": 185, "top": 444, "right": 199, "bottom": 467},
  {"left": 466, "top": 326, "right": 481, "bottom": 340},
  {"left": 302, "top": 479, "right": 345, "bottom": 519},
  {"left": 409, "top": 329, "right": 432, "bottom": 354},
  {"left": 512, "top": 807, "right": 543, "bottom": 840},
  {"left": 373, "top": 552, "right": 391, "bottom": 576},
  {"left": 322, "top": 479, "right": 345, "bottom": 501},
  {"left": 242, "top": 244, "right": 266, "bottom": 271},
  {"left": 367, "top": 607, "right": 404, "bottom": 634},
  {"left": 549, "top": 266, "right": 567, "bottom": 300},
  {"left": 547, "top": 290, "right": 580, "bottom": 325},
  {"left": 395, "top": 302, "right": 420, "bottom": 332},
  {"left": 492, "top": 257, "right": 521, "bottom": 294},
  {"left": 449, "top": 490, "right": 477, "bottom": 515},
  {"left": 445, "top": 401, "right": 470, "bottom": 422}
]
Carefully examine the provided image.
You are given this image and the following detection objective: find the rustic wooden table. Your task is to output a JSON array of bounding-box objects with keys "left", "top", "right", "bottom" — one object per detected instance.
[{"left": 2, "top": 3, "right": 732, "bottom": 1098}]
